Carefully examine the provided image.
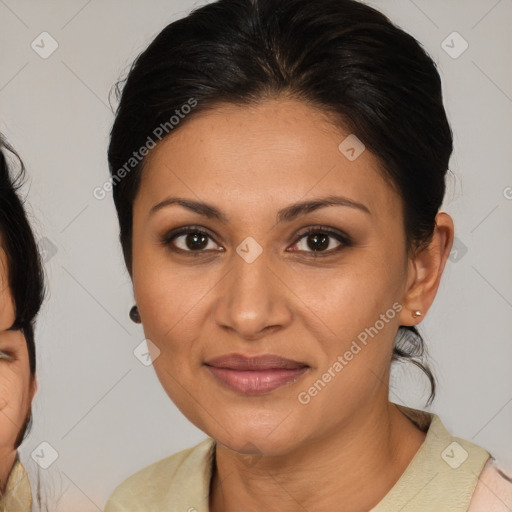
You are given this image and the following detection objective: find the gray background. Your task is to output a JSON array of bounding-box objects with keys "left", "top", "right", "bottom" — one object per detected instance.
[{"left": 0, "top": 0, "right": 511, "bottom": 510}]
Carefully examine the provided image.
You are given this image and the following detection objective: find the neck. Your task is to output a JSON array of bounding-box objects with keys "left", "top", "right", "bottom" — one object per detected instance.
[{"left": 209, "top": 400, "right": 427, "bottom": 512}]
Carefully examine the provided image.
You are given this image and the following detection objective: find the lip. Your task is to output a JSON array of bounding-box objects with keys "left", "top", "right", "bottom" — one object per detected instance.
[{"left": 204, "top": 353, "right": 309, "bottom": 394}]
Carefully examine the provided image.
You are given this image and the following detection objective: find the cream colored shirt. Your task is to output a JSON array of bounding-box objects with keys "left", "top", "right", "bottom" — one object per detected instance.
[
  {"left": 104, "top": 404, "right": 512, "bottom": 511},
  {"left": 0, "top": 453, "right": 32, "bottom": 512}
]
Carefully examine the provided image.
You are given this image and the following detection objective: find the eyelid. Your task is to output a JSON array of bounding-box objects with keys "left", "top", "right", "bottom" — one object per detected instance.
[
  {"left": 0, "top": 349, "right": 14, "bottom": 361},
  {"left": 293, "top": 225, "right": 350, "bottom": 242}
]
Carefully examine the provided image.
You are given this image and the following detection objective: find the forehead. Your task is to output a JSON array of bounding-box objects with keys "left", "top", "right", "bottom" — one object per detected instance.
[{"left": 136, "top": 98, "right": 402, "bottom": 220}]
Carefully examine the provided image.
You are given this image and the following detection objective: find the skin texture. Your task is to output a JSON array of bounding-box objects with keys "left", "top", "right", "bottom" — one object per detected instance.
[
  {"left": 131, "top": 98, "right": 454, "bottom": 511},
  {"left": 0, "top": 237, "right": 36, "bottom": 495}
]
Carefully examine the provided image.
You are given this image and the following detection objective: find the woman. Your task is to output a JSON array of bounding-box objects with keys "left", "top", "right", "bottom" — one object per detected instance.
[
  {"left": 104, "top": 0, "right": 512, "bottom": 510},
  {"left": 0, "top": 134, "right": 45, "bottom": 511}
]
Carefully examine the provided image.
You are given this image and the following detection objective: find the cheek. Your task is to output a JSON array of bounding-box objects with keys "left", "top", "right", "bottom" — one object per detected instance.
[
  {"left": 288, "top": 256, "right": 405, "bottom": 408},
  {"left": 292, "top": 255, "right": 403, "bottom": 334},
  {"left": 0, "top": 366, "right": 30, "bottom": 452},
  {"left": 134, "top": 273, "right": 208, "bottom": 348},
  {"left": 133, "top": 269, "right": 207, "bottom": 407},
  {"left": 133, "top": 250, "right": 221, "bottom": 348}
]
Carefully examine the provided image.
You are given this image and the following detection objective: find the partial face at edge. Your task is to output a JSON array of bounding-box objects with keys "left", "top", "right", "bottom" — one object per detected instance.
[
  {"left": 0, "top": 237, "right": 35, "bottom": 476},
  {"left": 130, "top": 98, "right": 414, "bottom": 455}
]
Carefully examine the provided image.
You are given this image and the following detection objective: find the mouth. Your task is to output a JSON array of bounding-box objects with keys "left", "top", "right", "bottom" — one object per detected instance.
[{"left": 204, "top": 353, "right": 309, "bottom": 395}]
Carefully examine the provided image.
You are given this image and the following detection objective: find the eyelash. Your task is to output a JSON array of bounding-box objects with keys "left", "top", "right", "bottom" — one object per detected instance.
[{"left": 161, "top": 225, "right": 352, "bottom": 258}]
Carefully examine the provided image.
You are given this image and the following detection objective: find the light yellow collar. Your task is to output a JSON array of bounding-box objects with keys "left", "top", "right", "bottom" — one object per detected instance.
[
  {"left": 0, "top": 453, "right": 32, "bottom": 512},
  {"left": 105, "top": 403, "right": 491, "bottom": 511},
  {"left": 187, "top": 404, "right": 491, "bottom": 512},
  {"left": 370, "top": 404, "right": 490, "bottom": 511}
]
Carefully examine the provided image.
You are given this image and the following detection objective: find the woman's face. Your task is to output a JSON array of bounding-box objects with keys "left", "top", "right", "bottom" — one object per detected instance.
[
  {"left": 0, "top": 239, "right": 35, "bottom": 472},
  {"left": 131, "top": 98, "right": 427, "bottom": 454}
]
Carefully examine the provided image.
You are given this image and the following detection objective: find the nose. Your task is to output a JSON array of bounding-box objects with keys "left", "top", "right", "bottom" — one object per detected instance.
[{"left": 213, "top": 245, "right": 293, "bottom": 340}]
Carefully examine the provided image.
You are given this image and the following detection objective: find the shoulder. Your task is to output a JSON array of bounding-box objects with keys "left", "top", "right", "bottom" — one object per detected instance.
[
  {"left": 104, "top": 437, "right": 215, "bottom": 512},
  {"left": 372, "top": 405, "right": 494, "bottom": 511},
  {"left": 468, "top": 457, "right": 512, "bottom": 512}
]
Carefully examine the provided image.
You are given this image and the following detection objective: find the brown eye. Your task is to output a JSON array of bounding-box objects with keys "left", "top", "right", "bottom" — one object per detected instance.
[
  {"left": 178, "top": 232, "right": 211, "bottom": 251},
  {"left": 289, "top": 226, "right": 352, "bottom": 255},
  {"left": 162, "top": 226, "right": 223, "bottom": 254},
  {"left": 302, "top": 233, "right": 331, "bottom": 251}
]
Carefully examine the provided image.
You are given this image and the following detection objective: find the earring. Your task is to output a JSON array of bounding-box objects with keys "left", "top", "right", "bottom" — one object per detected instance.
[
  {"left": 129, "top": 305, "right": 141, "bottom": 323},
  {"left": 412, "top": 310, "right": 422, "bottom": 319}
]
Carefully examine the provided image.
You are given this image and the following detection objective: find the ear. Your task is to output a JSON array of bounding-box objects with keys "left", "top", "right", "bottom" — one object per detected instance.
[{"left": 398, "top": 212, "right": 454, "bottom": 326}]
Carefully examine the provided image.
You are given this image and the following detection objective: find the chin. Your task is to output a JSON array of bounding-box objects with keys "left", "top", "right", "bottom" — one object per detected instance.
[{"left": 206, "top": 414, "right": 308, "bottom": 457}]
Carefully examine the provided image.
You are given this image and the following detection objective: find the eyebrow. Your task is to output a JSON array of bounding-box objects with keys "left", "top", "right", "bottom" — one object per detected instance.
[{"left": 149, "top": 194, "right": 371, "bottom": 223}]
